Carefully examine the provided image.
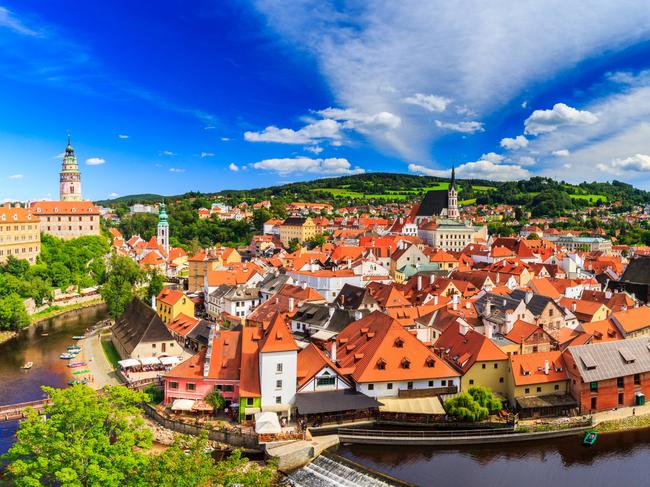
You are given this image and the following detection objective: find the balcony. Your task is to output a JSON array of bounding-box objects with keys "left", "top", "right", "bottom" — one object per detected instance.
[{"left": 398, "top": 386, "right": 458, "bottom": 398}]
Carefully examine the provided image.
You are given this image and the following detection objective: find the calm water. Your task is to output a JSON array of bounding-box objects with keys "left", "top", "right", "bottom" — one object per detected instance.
[
  {"left": 0, "top": 305, "right": 108, "bottom": 456},
  {"left": 338, "top": 428, "right": 650, "bottom": 486}
]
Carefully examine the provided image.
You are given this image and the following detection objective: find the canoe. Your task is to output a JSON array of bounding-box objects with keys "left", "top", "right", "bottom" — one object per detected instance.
[
  {"left": 67, "top": 379, "right": 88, "bottom": 386},
  {"left": 67, "top": 346, "right": 81, "bottom": 351},
  {"left": 21, "top": 362, "right": 33, "bottom": 369},
  {"left": 72, "top": 369, "right": 91, "bottom": 375},
  {"left": 72, "top": 336, "right": 86, "bottom": 340},
  {"left": 60, "top": 353, "right": 75, "bottom": 359},
  {"left": 583, "top": 431, "right": 597, "bottom": 446},
  {"left": 67, "top": 362, "right": 87, "bottom": 368}
]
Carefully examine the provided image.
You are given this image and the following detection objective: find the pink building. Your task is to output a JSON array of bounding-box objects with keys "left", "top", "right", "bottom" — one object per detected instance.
[{"left": 164, "top": 330, "right": 241, "bottom": 406}]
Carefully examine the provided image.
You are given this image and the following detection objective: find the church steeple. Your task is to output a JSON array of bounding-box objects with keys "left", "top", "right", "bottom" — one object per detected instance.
[
  {"left": 60, "top": 132, "right": 82, "bottom": 201},
  {"left": 447, "top": 165, "right": 459, "bottom": 220},
  {"left": 450, "top": 164, "right": 456, "bottom": 190},
  {"left": 157, "top": 200, "right": 170, "bottom": 255}
]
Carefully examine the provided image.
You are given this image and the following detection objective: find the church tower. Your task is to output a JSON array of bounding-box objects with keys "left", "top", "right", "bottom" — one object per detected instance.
[
  {"left": 59, "top": 133, "right": 82, "bottom": 201},
  {"left": 447, "top": 165, "right": 459, "bottom": 220},
  {"left": 157, "top": 201, "right": 170, "bottom": 255}
]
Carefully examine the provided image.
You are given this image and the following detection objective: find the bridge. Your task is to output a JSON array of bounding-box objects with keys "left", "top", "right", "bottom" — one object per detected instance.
[{"left": 0, "top": 398, "right": 51, "bottom": 422}]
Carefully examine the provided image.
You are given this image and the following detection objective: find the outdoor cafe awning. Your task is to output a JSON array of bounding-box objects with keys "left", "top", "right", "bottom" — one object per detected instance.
[
  {"left": 159, "top": 356, "right": 181, "bottom": 366},
  {"left": 171, "top": 399, "right": 196, "bottom": 411},
  {"left": 192, "top": 400, "right": 214, "bottom": 412},
  {"left": 378, "top": 396, "right": 445, "bottom": 415},
  {"left": 295, "top": 389, "right": 383, "bottom": 415},
  {"left": 255, "top": 411, "right": 281, "bottom": 434},
  {"left": 118, "top": 358, "right": 140, "bottom": 369},
  {"left": 139, "top": 357, "right": 161, "bottom": 366}
]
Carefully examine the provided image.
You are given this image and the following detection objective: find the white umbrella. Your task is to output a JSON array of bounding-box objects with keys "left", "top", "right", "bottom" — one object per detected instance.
[{"left": 254, "top": 411, "right": 281, "bottom": 434}]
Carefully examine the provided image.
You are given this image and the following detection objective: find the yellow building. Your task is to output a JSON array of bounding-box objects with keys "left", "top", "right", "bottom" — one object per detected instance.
[
  {"left": 187, "top": 247, "right": 241, "bottom": 293},
  {"left": 0, "top": 206, "right": 41, "bottom": 264},
  {"left": 156, "top": 288, "right": 195, "bottom": 325},
  {"left": 507, "top": 351, "right": 573, "bottom": 417},
  {"left": 279, "top": 217, "right": 316, "bottom": 247},
  {"left": 435, "top": 322, "right": 510, "bottom": 396}
]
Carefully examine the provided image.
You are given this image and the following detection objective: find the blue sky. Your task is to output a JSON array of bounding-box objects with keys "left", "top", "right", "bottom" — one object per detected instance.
[{"left": 3, "top": 1, "right": 650, "bottom": 201}]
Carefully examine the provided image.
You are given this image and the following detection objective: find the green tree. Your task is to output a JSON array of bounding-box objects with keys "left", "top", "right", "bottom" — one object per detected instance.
[
  {"left": 444, "top": 386, "right": 502, "bottom": 422},
  {"left": 288, "top": 238, "right": 300, "bottom": 253},
  {"left": 100, "top": 254, "right": 144, "bottom": 319},
  {"left": 204, "top": 390, "right": 226, "bottom": 413},
  {"left": 3, "top": 255, "right": 29, "bottom": 278},
  {"left": 2, "top": 386, "right": 152, "bottom": 486},
  {"left": 145, "top": 270, "right": 164, "bottom": 305},
  {"left": 0, "top": 293, "right": 30, "bottom": 331}
]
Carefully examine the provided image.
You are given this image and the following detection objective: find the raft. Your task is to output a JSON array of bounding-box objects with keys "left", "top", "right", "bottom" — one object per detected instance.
[{"left": 583, "top": 431, "right": 597, "bottom": 446}]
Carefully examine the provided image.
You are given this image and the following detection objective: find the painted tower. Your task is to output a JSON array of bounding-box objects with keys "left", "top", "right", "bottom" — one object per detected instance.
[
  {"left": 59, "top": 133, "right": 82, "bottom": 201},
  {"left": 157, "top": 201, "right": 170, "bottom": 255},
  {"left": 447, "top": 165, "right": 459, "bottom": 220}
]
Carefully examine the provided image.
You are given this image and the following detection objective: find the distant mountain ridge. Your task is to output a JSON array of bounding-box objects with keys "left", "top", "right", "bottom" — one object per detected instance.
[{"left": 95, "top": 173, "right": 650, "bottom": 208}]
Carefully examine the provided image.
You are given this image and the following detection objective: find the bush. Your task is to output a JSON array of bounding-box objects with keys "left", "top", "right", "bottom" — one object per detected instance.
[
  {"left": 143, "top": 385, "right": 164, "bottom": 404},
  {"left": 444, "top": 386, "right": 502, "bottom": 422}
]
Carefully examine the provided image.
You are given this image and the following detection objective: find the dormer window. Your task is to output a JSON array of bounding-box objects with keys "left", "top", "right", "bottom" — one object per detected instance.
[
  {"left": 394, "top": 337, "right": 404, "bottom": 348},
  {"left": 376, "top": 358, "right": 386, "bottom": 370},
  {"left": 425, "top": 357, "right": 436, "bottom": 368},
  {"left": 401, "top": 358, "right": 411, "bottom": 369}
]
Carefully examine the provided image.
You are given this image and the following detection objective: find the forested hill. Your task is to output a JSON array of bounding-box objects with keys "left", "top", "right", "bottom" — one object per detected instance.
[{"left": 96, "top": 173, "right": 650, "bottom": 212}]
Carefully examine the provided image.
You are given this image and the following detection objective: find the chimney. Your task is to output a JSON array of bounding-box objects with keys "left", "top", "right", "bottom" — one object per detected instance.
[
  {"left": 465, "top": 301, "right": 471, "bottom": 309},
  {"left": 288, "top": 297, "right": 295, "bottom": 312},
  {"left": 417, "top": 275, "right": 423, "bottom": 291},
  {"left": 430, "top": 274, "right": 436, "bottom": 285},
  {"left": 354, "top": 310, "right": 363, "bottom": 321},
  {"left": 458, "top": 321, "right": 469, "bottom": 336},
  {"left": 485, "top": 299, "right": 492, "bottom": 316},
  {"left": 329, "top": 306, "right": 335, "bottom": 317},
  {"left": 622, "top": 305, "right": 628, "bottom": 312},
  {"left": 151, "top": 295, "right": 156, "bottom": 310},
  {"left": 485, "top": 324, "right": 493, "bottom": 339},
  {"left": 525, "top": 291, "right": 533, "bottom": 304},
  {"left": 544, "top": 360, "right": 550, "bottom": 375},
  {"left": 605, "top": 290, "right": 612, "bottom": 299},
  {"left": 433, "top": 295, "right": 439, "bottom": 306},
  {"left": 571, "top": 301, "right": 577, "bottom": 313},
  {"left": 452, "top": 299, "right": 458, "bottom": 311},
  {"left": 331, "top": 341, "right": 337, "bottom": 363}
]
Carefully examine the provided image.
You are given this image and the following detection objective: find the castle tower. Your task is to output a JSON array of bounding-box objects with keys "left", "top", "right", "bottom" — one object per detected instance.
[
  {"left": 447, "top": 165, "right": 459, "bottom": 220},
  {"left": 59, "top": 132, "right": 82, "bottom": 201},
  {"left": 157, "top": 201, "right": 170, "bottom": 255}
]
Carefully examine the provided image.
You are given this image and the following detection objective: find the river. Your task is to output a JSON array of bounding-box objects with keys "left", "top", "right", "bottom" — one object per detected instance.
[
  {"left": 0, "top": 305, "right": 108, "bottom": 456},
  {"left": 337, "top": 427, "right": 650, "bottom": 486},
  {"left": 3, "top": 307, "right": 650, "bottom": 485}
]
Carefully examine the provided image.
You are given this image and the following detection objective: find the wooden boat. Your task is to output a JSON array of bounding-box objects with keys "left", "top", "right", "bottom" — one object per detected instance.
[
  {"left": 67, "top": 362, "right": 87, "bottom": 368},
  {"left": 21, "top": 361, "right": 33, "bottom": 369},
  {"left": 67, "top": 346, "right": 81, "bottom": 351},
  {"left": 60, "top": 352, "right": 75, "bottom": 359},
  {"left": 67, "top": 379, "right": 88, "bottom": 386},
  {"left": 583, "top": 431, "right": 598, "bottom": 446},
  {"left": 72, "top": 335, "right": 86, "bottom": 340}
]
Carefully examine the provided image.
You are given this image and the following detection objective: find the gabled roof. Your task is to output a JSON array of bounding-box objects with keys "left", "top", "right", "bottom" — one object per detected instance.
[
  {"left": 167, "top": 313, "right": 200, "bottom": 338},
  {"left": 334, "top": 284, "right": 378, "bottom": 310},
  {"left": 511, "top": 290, "right": 563, "bottom": 317},
  {"left": 415, "top": 190, "right": 449, "bottom": 217},
  {"left": 435, "top": 322, "right": 508, "bottom": 373},
  {"left": 619, "top": 255, "right": 650, "bottom": 284},
  {"left": 365, "top": 282, "right": 411, "bottom": 308},
  {"left": 157, "top": 288, "right": 187, "bottom": 307},
  {"left": 505, "top": 320, "right": 553, "bottom": 344},
  {"left": 566, "top": 336, "right": 650, "bottom": 382},
  {"left": 610, "top": 306, "right": 650, "bottom": 334},
  {"left": 297, "top": 343, "right": 349, "bottom": 389},
  {"left": 336, "top": 311, "right": 460, "bottom": 382},
  {"left": 510, "top": 351, "right": 567, "bottom": 386},
  {"left": 112, "top": 298, "right": 174, "bottom": 356},
  {"left": 259, "top": 313, "right": 299, "bottom": 353},
  {"left": 239, "top": 327, "right": 263, "bottom": 397},
  {"left": 529, "top": 277, "right": 562, "bottom": 300}
]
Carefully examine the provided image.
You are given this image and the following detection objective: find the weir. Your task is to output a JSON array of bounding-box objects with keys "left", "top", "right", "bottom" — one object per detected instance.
[{"left": 286, "top": 453, "right": 410, "bottom": 487}]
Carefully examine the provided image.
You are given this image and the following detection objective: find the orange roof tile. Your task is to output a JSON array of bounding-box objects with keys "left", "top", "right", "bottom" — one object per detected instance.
[
  {"left": 259, "top": 313, "right": 299, "bottom": 353},
  {"left": 510, "top": 351, "right": 567, "bottom": 386}
]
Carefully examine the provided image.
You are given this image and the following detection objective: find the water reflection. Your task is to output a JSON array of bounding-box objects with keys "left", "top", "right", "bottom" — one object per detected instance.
[{"left": 338, "top": 428, "right": 650, "bottom": 486}]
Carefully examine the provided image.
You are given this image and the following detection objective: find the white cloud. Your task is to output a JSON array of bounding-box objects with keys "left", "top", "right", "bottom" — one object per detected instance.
[
  {"left": 524, "top": 103, "right": 598, "bottom": 135},
  {"left": 317, "top": 108, "right": 401, "bottom": 132},
  {"left": 517, "top": 156, "right": 536, "bottom": 166},
  {"left": 220, "top": 137, "right": 231, "bottom": 141},
  {"left": 304, "top": 146, "right": 324, "bottom": 154},
  {"left": 109, "top": 192, "right": 119, "bottom": 198},
  {"left": 403, "top": 93, "right": 451, "bottom": 112},
  {"left": 86, "top": 157, "right": 106, "bottom": 165},
  {"left": 255, "top": 2, "right": 650, "bottom": 158},
  {"left": 480, "top": 152, "right": 504, "bottom": 164},
  {"left": 204, "top": 125, "right": 216, "bottom": 130},
  {"left": 169, "top": 167, "right": 185, "bottom": 173},
  {"left": 200, "top": 152, "right": 214, "bottom": 158},
  {"left": 160, "top": 150, "right": 176, "bottom": 156},
  {"left": 409, "top": 159, "right": 530, "bottom": 181},
  {"left": 228, "top": 163, "right": 240, "bottom": 171},
  {"left": 252, "top": 157, "right": 365, "bottom": 175},
  {"left": 117, "top": 134, "right": 129, "bottom": 139},
  {"left": 52, "top": 152, "right": 65, "bottom": 159},
  {"left": 434, "top": 120, "right": 484, "bottom": 133},
  {"left": 0, "top": 6, "right": 40, "bottom": 37},
  {"left": 599, "top": 154, "right": 650, "bottom": 174},
  {"left": 245, "top": 118, "right": 341, "bottom": 145},
  {"left": 8, "top": 174, "right": 23, "bottom": 179},
  {"left": 500, "top": 135, "right": 529, "bottom": 150},
  {"left": 552, "top": 149, "right": 570, "bottom": 157}
]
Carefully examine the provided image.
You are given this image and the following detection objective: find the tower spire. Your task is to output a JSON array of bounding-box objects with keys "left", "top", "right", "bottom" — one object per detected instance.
[{"left": 450, "top": 164, "right": 456, "bottom": 190}]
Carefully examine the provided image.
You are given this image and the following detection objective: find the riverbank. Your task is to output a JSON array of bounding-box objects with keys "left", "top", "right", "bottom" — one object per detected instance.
[{"left": 0, "top": 300, "right": 106, "bottom": 347}]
